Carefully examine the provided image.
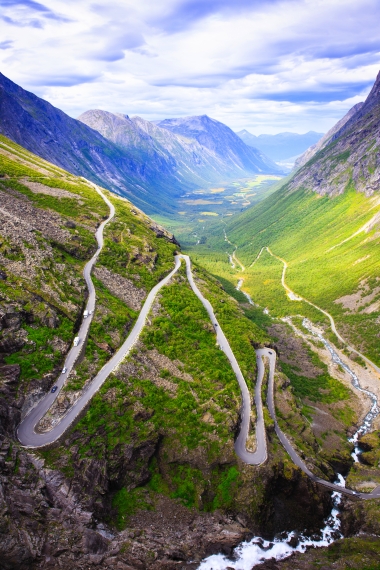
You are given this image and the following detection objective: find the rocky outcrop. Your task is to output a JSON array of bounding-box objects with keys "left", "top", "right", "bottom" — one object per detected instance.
[
  {"left": 288, "top": 70, "right": 380, "bottom": 196},
  {"left": 149, "top": 222, "right": 180, "bottom": 246},
  {"left": 94, "top": 266, "right": 146, "bottom": 311},
  {"left": 294, "top": 102, "right": 364, "bottom": 169}
]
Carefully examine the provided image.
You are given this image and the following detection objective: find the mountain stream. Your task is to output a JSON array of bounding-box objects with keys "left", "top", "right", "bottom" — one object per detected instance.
[
  {"left": 197, "top": 288, "right": 380, "bottom": 569},
  {"left": 301, "top": 318, "right": 379, "bottom": 463}
]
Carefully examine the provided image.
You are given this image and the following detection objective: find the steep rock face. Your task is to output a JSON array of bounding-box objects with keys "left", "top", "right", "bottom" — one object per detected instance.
[
  {"left": 0, "top": 74, "right": 140, "bottom": 194},
  {"left": 295, "top": 103, "right": 364, "bottom": 169},
  {"left": 289, "top": 70, "right": 380, "bottom": 196},
  {"left": 157, "top": 114, "right": 282, "bottom": 174},
  {"left": 78, "top": 110, "right": 237, "bottom": 186}
]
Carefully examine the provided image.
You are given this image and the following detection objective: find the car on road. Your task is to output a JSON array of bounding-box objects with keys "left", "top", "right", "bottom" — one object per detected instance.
[
  {"left": 73, "top": 336, "right": 80, "bottom": 347},
  {"left": 84, "top": 310, "right": 89, "bottom": 318},
  {"left": 268, "top": 351, "right": 273, "bottom": 354},
  {"left": 51, "top": 386, "right": 58, "bottom": 393},
  {"left": 62, "top": 367, "right": 67, "bottom": 374}
]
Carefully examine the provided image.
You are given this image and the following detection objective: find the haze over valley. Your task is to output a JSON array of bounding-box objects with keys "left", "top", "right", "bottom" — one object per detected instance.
[{"left": 1, "top": 2, "right": 380, "bottom": 569}]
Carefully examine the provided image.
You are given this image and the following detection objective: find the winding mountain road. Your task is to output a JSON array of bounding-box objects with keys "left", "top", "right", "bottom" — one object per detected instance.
[
  {"left": 17, "top": 183, "right": 115, "bottom": 446},
  {"left": 265, "top": 246, "right": 380, "bottom": 376},
  {"left": 16, "top": 192, "right": 380, "bottom": 500},
  {"left": 17, "top": 251, "right": 266, "bottom": 467},
  {"left": 17, "top": 253, "right": 182, "bottom": 447},
  {"left": 181, "top": 255, "right": 266, "bottom": 465},
  {"left": 260, "top": 348, "right": 380, "bottom": 500}
]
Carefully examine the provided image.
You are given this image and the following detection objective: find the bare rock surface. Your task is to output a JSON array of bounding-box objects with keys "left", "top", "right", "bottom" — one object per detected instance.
[
  {"left": 20, "top": 179, "right": 85, "bottom": 202},
  {"left": 289, "top": 71, "right": 380, "bottom": 196},
  {"left": 94, "top": 265, "right": 146, "bottom": 311}
]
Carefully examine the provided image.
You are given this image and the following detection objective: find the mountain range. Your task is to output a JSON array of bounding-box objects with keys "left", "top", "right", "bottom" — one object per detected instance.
[
  {"left": 236, "top": 129, "right": 324, "bottom": 162},
  {"left": 156, "top": 115, "right": 278, "bottom": 172},
  {"left": 1, "top": 62, "right": 380, "bottom": 570},
  {"left": 0, "top": 72, "right": 280, "bottom": 216},
  {"left": 211, "top": 69, "right": 380, "bottom": 369}
]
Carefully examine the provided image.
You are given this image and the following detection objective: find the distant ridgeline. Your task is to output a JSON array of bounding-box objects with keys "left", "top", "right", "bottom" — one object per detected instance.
[
  {"left": 0, "top": 72, "right": 281, "bottom": 216},
  {"left": 219, "top": 69, "right": 380, "bottom": 367},
  {"left": 236, "top": 130, "right": 324, "bottom": 162}
]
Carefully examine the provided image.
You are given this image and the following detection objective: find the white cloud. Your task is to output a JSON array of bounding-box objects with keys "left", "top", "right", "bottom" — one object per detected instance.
[{"left": 0, "top": 0, "right": 379, "bottom": 134}]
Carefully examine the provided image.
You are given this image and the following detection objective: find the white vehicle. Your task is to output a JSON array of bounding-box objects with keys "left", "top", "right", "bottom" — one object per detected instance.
[
  {"left": 73, "top": 336, "right": 80, "bottom": 347},
  {"left": 62, "top": 366, "right": 67, "bottom": 374},
  {"left": 83, "top": 310, "right": 89, "bottom": 318}
]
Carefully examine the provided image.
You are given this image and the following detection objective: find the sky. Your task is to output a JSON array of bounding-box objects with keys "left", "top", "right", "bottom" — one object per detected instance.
[{"left": 1, "top": 0, "right": 380, "bottom": 134}]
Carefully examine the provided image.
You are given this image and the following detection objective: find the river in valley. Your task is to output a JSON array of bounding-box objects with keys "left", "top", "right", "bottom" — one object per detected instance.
[
  {"left": 198, "top": 475, "right": 345, "bottom": 570},
  {"left": 197, "top": 292, "right": 379, "bottom": 569},
  {"left": 302, "top": 318, "right": 379, "bottom": 462}
]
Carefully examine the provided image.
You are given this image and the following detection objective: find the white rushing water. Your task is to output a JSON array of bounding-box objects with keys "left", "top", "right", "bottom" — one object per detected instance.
[
  {"left": 236, "top": 279, "right": 255, "bottom": 305},
  {"left": 198, "top": 314, "right": 380, "bottom": 569},
  {"left": 302, "top": 318, "right": 379, "bottom": 462},
  {"left": 227, "top": 253, "right": 236, "bottom": 269},
  {"left": 198, "top": 476, "right": 345, "bottom": 570}
]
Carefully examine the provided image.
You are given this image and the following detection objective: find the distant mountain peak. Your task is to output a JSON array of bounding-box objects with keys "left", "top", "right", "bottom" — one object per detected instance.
[
  {"left": 236, "top": 130, "right": 324, "bottom": 162},
  {"left": 157, "top": 115, "right": 281, "bottom": 173},
  {"left": 365, "top": 68, "right": 380, "bottom": 107},
  {"left": 238, "top": 129, "right": 254, "bottom": 136}
]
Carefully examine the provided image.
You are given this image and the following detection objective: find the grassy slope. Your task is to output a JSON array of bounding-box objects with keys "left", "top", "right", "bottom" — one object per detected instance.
[
  {"left": 195, "top": 182, "right": 380, "bottom": 365},
  {"left": 2, "top": 134, "right": 312, "bottom": 533},
  {"left": 185, "top": 160, "right": 380, "bottom": 495}
]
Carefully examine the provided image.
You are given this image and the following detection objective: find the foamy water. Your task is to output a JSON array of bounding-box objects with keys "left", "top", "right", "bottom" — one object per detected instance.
[
  {"left": 198, "top": 314, "right": 380, "bottom": 569},
  {"left": 198, "top": 476, "right": 345, "bottom": 570},
  {"left": 302, "top": 318, "right": 379, "bottom": 462}
]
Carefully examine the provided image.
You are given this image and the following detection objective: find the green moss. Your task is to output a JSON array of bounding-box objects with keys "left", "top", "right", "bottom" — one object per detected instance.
[
  {"left": 112, "top": 487, "right": 153, "bottom": 529},
  {"left": 5, "top": 319, "right": 73, "bottom": 384},
  {"left": 169, "top": 464, "right": 204, "bottom": 507},
  {"left": 280, "top": 361, "right": 350, "bottom": 403},
  {"left": 211, "top": 466, "right": 240, "bottom": 509}
]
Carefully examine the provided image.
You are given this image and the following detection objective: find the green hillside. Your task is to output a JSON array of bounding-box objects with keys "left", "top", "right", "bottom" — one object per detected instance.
[
  {"left": 191, "top": 71, "right": 380, "bottom": 371},
  {"left": 226, "top": 184, "right": 380, "bottom": 360},
  {"left": 2, "top": 134, "right": 349, "bottom": 567}
]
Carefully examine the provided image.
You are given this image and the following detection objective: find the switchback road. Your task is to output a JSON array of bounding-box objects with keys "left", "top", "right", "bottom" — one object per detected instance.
[
  {"left": 17, "top": 199, "right": 380, "bottom": 499},
  {"left": 260, "top": 348, "right": 380, "bottom": 500},
  {"left": 18, "top": 253, "right": 266, "bottom": 468}
]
